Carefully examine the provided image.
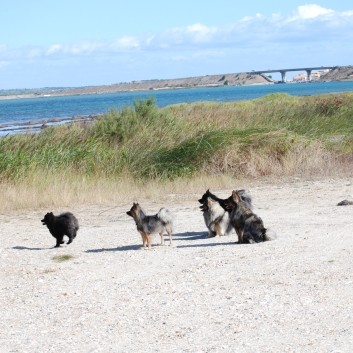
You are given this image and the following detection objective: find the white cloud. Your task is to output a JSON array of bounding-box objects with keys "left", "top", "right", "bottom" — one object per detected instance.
[
  {"left": 46, "top": 44, "right": 64, "bottom": 55},
  {"left": 185, "top": 23, "right": 217, "bottom": 42},
  {"left": 342, "top": 10, "right": 353, "bottom": 16},
  {"left": 295, "top": 4, "right": 334, "bottom": 19},
  {"left": 111, "top": 36, "right": 140, "bottom": 50},
  {"left": 3, "top": 4, "right": 353, "bottom": 63},
  {"left": 46, "top": 42, "right": 102, "bottom": 56},
  {"left": 69, "top": 42, "right": 102, "bottom": 55},
  {"left": 159, "top": 23, "right": 218, "bottom": 47}
]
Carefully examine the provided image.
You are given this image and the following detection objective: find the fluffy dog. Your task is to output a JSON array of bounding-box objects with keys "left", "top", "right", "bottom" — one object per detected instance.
[
  {"left": 225, "top": 190, "right": 269, "bottom": 244},
  {"left": 126, "top": 203, "right": 174, "bottom": 249},
  {"left": 200, "top": 197, "right": 233, "bottom": 238},
  {"left": 198, "top": 189, "right": 252, "bottom": 237},
  {"left": 41, "top": 212, "right": 79, "bottom": 248}
]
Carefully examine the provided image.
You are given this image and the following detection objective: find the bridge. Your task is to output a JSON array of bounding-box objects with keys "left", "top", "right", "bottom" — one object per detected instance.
[{"left": 248, "top": 66, "right": 335, "bottom": 83}]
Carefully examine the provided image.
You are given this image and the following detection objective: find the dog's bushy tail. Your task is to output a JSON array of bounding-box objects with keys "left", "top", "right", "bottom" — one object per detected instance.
[
  {"left": 264, "top": 228, "right": 277, "bottom": 241},
  {"left": 158, "top": 208, "right": 174, "bottom": 225}
]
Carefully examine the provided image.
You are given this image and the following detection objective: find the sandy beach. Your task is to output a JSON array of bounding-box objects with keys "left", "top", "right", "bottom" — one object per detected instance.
[{"left": 1, "top": 177, "right": 353, "bottom": 352}]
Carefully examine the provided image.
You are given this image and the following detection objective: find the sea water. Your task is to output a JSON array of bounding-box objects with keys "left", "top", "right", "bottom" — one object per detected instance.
[{"left": 1, "top": 81, "right": 353, "bottom": 136}]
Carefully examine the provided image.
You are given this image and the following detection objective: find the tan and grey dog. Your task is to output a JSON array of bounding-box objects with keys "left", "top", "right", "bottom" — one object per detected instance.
[
  {"left": 225, "top": 190, "right": 274, "bottom": 243},
  {"left": 200, "top": 197, "right": 233, "bottom": 238},
  {"left": 126, "top": 203, "right": 174, "bottom": 249}
]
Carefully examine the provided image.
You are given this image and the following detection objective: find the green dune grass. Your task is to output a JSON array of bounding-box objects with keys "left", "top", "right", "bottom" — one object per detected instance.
[{"left": 1, "top": 94, "right": 352, "bottom": 210}]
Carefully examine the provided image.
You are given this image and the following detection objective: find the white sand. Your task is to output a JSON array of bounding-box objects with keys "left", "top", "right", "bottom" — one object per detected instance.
[{"left": 1, "top": 177, "right": 353, "bottom": 352}]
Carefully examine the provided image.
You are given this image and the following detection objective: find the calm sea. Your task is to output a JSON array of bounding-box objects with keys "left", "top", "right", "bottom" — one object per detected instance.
[{"left": 1, "top": 81, "right": 353, "bottom": 136}]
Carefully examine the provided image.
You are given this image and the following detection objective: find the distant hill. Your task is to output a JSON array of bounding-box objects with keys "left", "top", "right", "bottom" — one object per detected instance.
[
  {"left": 319, "top": 66, "right": 353, "bottom": 82},
  {"left": 0, "top": 72, "right": 271, "bottom": 100},
  {"left": 1, "top": 66, "right": 353, "bottom": 100},
  {"left": 36, "top": 72, "right": 272, "bottom": 96}
]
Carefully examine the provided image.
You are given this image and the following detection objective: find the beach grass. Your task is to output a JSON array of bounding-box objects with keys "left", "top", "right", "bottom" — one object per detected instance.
[{"left": 1, "top": 93, "right": 352, "bottom": 211}]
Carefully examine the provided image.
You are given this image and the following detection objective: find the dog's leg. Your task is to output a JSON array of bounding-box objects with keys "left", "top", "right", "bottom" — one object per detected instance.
[
  {"left": 159, "top": 232, "right": 165, "bottom": 246},
  {"left": 207, "top": 228, "right": 216, "bottom": 238},
  {"left": 139, "top": 232, "right": 147, "bottom": 249},
  {"left": 55, "top": 235, "right": 64, "bottom": 247},
  {"left": 234, "top": 227, "right": 244, "bottom": 244},
  {"left": 214, "top": 223, "right": 223, "bottom": 237},
  {"left": 164, "top": 225, "right": 173, "bottom": 246},
  {"left": 67, "top": 234, "right": 73, "bottom": 244},
  {"left": 238, "top": 231, "right": 244, "bottom": 243},
  {"left": 147, "top": 234, "right": 153, "bottom": 249},
  {"left": 166, "top": 230, "right": 173, "bottom": 246}
]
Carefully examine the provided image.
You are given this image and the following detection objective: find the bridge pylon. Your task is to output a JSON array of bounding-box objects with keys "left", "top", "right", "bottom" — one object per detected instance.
[{"left": 280, "top": 70, "right": 287, "bottom": 83}]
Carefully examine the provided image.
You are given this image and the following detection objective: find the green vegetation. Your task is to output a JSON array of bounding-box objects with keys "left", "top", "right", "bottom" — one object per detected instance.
[{"left": 1, "top": 93, "right": 353, "bottom": 183}]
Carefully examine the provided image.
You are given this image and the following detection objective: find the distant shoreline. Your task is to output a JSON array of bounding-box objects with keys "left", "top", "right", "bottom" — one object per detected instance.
[
  {"left": 1, "top": 66, "right": 352, "bottom": 101},
  {"left": 0, "top": 71, "right": 273, "bottom": 101},
  {"left": 0, "top": 82, "right": 272, "bottom": 101},
  {"left": 2, "top": 79, "right": 353, "bottom": 137}
]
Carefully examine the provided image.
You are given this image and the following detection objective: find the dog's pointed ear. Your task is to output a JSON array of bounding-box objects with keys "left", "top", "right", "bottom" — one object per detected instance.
[{"left": 232, "top": 190, "right": 240, "bottom": 202}]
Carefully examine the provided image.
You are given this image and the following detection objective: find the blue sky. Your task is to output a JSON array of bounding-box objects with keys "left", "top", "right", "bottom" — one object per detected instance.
[{"left": 1, "top": 1, "right": 353, "bottom": 89}]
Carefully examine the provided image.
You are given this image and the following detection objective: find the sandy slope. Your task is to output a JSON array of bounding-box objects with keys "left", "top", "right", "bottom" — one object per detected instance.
[{"left": 1, "top": 177, "right": 353, "bottom": 353}]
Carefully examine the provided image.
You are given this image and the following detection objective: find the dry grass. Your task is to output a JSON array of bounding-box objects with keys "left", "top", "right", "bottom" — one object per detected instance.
[
  {"left": 0, "top": 157, "right": 351, "bottom": 212},
  {"left": 0, "top": 170, "right": 238, "bottom": 212},
  {"left": 206, "top": 139, "right": 352, "bottom": 177}
]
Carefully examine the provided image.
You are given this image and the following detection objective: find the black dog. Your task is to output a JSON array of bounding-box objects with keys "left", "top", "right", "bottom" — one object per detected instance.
[{"left": 41, "top": 212, "right": 79, "bottom": 247}]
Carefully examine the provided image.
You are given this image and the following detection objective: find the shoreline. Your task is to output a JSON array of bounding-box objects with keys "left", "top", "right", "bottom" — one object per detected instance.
[
  {"left": 1, "top": 78, "right": 351, "bottom": 102},
  {"left": 0, "top": 114, "right": 103, "bottom": 137},
  {"left": 0, "top": 71, "right": 273, "bottom": 101},
  {"left": 0, "top": 82, "right": 272, "bottom": 102},
  {"left": 1, "top": 79, "right": 353, "bottom": 137},
  {"left": 1, "top": 65, "right": 352, "bottom": 102}
]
